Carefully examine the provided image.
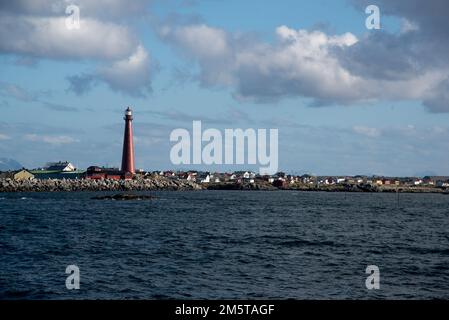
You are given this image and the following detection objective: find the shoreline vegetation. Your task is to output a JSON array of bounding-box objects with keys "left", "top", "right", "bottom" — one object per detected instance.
[{"left": 1, "top": 176, "right": 448, "bottom": 193}]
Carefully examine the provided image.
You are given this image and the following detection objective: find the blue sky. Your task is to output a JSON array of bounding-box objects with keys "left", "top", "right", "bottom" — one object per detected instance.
[{"left": 1, "top": 0, "right": 449, "bottom": 176}]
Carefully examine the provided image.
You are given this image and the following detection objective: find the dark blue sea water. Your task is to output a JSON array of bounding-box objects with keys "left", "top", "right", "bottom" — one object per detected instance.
[{"left": 1, "top": 191, "right": 449, "bottom": 299}]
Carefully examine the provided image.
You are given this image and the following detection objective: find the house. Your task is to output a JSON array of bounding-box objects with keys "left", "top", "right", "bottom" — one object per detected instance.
[
  {"left": 428, "top": 176, "right": 449, "bottom": 187},
  {"left": 243, "top": 172, "right": 256, "bottom": 183},
  {"left": 287, "top": 175, "right": 299, "bottom": 184},
  {"left": 437, "top": 181, "right": 449, "bottom": 187},
  {"left": 301, "top": 174, "right": 314, "bottom": 184},
  {"left": 232, "top": 171, "right": 255, "bottom": 179},
  {"left": 163, "top": 171, "right": 175, "bottom": 177},
  {"left": 323, "top": 177, "right": 336, "bottom": 185},
  {"left": 210, "top": 173, "right": 222, "bottom": 183},
  {"left": 197, "top": 172, "right": 210, "bottom": 183},
  {"left": 246, "top": 171, "right": 256, "bottom": 179},
  {"left": 45, "top": 161, "right": 76, "bottom": 172},
  {"left": 179, "top": 171, "right": 198, "bottom": 181},
  {"left": 0, "top": 169, "right": 34, "bottom": 181}
]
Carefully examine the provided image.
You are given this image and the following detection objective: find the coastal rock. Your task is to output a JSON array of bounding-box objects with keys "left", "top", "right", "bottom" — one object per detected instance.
[
  {"left": 0, "top": 177, "right": 447, "bottom": 193},
  {"left": 0, "top": 176, "right": 203, "bottom": 192},
  {"left": 92, "top": 194, "right": 157, "bottom": 200}
]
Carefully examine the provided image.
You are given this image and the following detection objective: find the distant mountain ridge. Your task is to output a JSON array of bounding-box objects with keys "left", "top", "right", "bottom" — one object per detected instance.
[{"left": 0, "top": 158, "right": 23, "bottom": 171}]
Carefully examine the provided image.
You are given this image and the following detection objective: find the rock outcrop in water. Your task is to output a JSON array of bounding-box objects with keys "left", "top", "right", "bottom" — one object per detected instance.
[{"left": 92, "top": 194, "right": 157, "bottom": 200}]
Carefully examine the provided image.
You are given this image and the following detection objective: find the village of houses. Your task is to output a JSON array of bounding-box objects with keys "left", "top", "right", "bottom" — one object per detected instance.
[{"left": 1, "top": 161, "right": 449, "bottom": 192}]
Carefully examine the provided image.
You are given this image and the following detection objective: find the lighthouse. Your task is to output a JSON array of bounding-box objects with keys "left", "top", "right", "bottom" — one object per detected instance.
[{"left": 121, "top": 107, "right": 135, "bottom": 174}]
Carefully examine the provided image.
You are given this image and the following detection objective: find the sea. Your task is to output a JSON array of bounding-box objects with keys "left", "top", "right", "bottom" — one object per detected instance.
[{"left": 1, "top": 190, "right": 449, "bottom": 299}]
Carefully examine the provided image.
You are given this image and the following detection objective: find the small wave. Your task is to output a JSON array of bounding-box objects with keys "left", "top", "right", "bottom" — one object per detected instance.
[{"left": 20, "top": 197, "right": 28, "bottom": 200}]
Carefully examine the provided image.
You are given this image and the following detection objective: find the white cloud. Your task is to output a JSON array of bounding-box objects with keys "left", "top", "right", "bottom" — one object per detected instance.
[
  {"left": 0, "top": 1, "right": 153, "bottom": 96},
  {"left": 233, "top": 26, "right": 362, "bottom": 103},
  {"left": 97, "top": 45, "right": 153, "bottom": 96},
  {"left": 160, "top": 22, "right": 449, "bottom": 110},
  {"left": 159, "top": 23, "right": 235, "bottom": 87},
  {"left": 24, "top": 134, "right": 79, "bottom": 144},
  {"left": 162, "top": 24, "right": 230, "bottom": 59},
  {"left": 0, "top": 14, "right": 137, "bottom": 61}
]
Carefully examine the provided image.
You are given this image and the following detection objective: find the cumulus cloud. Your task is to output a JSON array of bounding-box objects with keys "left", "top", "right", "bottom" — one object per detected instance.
[
  {"left": 154, "top": 24, "right": 397, "bottom": 104},
  {"left": 343, "top": 0, "right": 449, "bottom": 111},
  {"left": 97, "top": 45, "right": 153, "bottom": 97},
  {"left": 158, "top": 0, "right": 449, "bottom": 111},
  {"left": 0, "top": 14, "right": 138, "bottom": 60},
  {"left": 66, "top": 45, "right": 154, "bottom": 97},
  {"left": 0, "top": 0, "right": 153, "bottom": 96},
  {"left": 161, "top": 23, "right": 444, "bottom": 106},
  {"left": 159, "top": 23, "right": 235, "bottom": 87}
]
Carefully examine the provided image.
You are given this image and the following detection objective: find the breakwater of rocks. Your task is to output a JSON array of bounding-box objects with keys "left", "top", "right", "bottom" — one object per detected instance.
[
  {"left": 0, "top": 176, "right": 202, "bottom": 192},
  {"left": 1, "top": 177, "right": 448, "bottom": 193}
]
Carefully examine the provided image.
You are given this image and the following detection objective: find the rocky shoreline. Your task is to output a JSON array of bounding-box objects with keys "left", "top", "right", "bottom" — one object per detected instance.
[
  {"left": 0, "top": 176, "right": 202, "bottom": 192},
  {"left": 1, "top": 177, "right": 448, "bottom": 193}
]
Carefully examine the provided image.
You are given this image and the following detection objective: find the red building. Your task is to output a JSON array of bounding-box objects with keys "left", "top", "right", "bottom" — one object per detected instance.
[{"left": 85, "top": 166, "right": 129, "bottom": 180}]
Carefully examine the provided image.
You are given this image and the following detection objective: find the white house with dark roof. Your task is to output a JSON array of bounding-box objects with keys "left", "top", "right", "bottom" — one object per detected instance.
[{"left": 45, "top": 161, "right": 76, "bottom": 172}]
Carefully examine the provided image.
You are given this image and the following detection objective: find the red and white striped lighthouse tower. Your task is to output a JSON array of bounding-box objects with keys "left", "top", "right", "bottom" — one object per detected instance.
[{"left": 121, "top": 107, "right": 135, "bottom": 174}]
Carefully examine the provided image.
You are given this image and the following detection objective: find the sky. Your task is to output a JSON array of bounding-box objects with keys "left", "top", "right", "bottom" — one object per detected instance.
[{"left": 0, "top": 0, "right": 449, "bottom": 176}]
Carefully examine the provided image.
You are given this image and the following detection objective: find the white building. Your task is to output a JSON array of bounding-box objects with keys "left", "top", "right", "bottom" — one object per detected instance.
[
  {"left": 46, "top": 161, "right": 76, "bottom": 172},
  {"left": 198, "top": 173, "right": 210, "bottom": 183}
]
